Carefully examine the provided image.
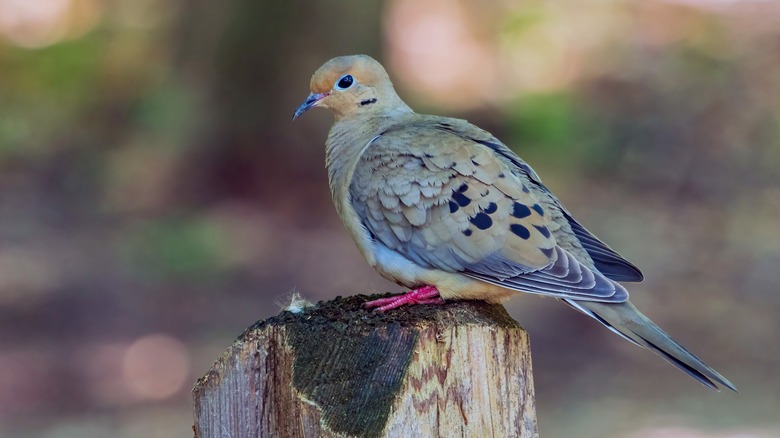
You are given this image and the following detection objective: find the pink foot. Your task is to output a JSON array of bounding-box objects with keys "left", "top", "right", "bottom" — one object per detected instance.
[{"left": 363, "top": 285, "right": 445, "bottom": 312}]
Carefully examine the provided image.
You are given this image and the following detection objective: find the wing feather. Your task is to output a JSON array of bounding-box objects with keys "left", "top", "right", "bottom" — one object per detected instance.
[{"left": 564, "top": 214, "right": 644, "bottom": 282}]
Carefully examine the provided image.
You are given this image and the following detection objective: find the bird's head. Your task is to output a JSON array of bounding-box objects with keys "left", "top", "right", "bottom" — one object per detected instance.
[{"left": 292, "top": 55, "right": 405, "bottom": 121}]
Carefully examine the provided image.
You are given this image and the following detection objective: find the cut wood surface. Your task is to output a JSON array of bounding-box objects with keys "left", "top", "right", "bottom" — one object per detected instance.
[{"left": 192, "top": 295, "right": 537, "bottom": 437}]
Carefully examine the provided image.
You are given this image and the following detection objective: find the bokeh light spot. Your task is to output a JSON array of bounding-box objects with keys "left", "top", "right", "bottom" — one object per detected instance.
[
  {"left": 384, "top": 0, "right": 497, "bottom": 108},
  {"left": 0, "top": 0, "right": 101, "bottom": 48},
  {"left": 122, "top": 334, "right": 190, "bottom": 401}
]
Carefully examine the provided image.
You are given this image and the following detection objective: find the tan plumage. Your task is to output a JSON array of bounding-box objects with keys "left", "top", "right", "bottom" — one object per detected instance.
[{"left": 293, "top": 54, "right": 735, "bottom": 391}]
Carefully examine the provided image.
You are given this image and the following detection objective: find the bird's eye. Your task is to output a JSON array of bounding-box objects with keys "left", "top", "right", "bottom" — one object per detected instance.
[{"left": 335, "top": 74, "right": 354, "bottom": 90}]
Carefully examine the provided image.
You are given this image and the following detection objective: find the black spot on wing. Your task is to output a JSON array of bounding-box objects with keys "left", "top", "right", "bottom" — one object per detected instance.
[
  {"left": 470, "top": 213, "right": 493, "bottom": 230},
  {"left": 463, "top": 229, "right": 472, "bottom": 236},
  {"left": 534, "top": 224, "right": 551, "bottom": 238},
  {"left": 452, "top": 192, "right": 471, "bottom": 207},
  {"left": 449, "top": 200, "right": 459, "bottom": 213},
  {"left": 482, "top": 202, "right": 497, "bottom": 214},
  {"left": 512, "top": 203, "right": 531, "bottom": 219},
  {"left": 510, "top": 224, "right": 530, "bottom": 239},
  {"left": 457, "top": 183, "right": 468, "bottom": 193},
  {"left": 531, "top": 204, "right": 544, "bottom": 216}
]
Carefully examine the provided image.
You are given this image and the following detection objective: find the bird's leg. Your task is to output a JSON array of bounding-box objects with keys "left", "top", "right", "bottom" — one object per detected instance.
[{"left": 362, "top": 285, "right": 445, "bottom": 312}]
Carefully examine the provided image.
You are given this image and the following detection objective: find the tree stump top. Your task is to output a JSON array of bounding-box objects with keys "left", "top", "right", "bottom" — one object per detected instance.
[
  {"left": 244, "top": 293, "right": 520, "bottom": 334},
  {"left": 193, "top": 295, "right": 536, "bottom": 438}
]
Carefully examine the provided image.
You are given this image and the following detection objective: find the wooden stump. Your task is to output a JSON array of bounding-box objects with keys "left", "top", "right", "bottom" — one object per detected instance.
[{"left": 192, "top": 295, "right": 537, "bottom": 438}]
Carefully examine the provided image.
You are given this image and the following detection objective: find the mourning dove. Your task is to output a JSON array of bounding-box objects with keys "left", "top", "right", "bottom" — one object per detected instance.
[{"left": 292, "top": 54, "right": 736, "bottom": 391}]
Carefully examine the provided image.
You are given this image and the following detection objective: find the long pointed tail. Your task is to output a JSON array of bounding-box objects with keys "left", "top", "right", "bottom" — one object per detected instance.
[{"left": 566, "top": 299, "right": 737, "bottom": 392}]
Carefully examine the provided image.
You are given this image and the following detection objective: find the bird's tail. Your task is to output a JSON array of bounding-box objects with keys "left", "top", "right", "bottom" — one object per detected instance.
[{"left": 566, "top": 299, "right": 737, "bottom": 392}]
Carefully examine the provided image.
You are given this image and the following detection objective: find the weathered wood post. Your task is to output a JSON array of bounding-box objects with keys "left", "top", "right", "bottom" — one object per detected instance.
[{"left": 193, "top": 295, "right": 537, "bottom": 437}]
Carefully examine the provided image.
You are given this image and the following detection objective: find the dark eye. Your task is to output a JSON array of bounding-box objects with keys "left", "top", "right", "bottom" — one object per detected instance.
[{"left": 335, "top": 74, "right": 354, "bottom": 90}]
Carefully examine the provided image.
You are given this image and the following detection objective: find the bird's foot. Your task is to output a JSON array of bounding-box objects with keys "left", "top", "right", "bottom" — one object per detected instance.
[{"left": 362, "top": 285, "right": 444, "bottom": 312}]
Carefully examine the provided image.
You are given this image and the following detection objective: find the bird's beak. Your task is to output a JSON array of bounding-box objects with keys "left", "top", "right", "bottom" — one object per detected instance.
[{"left": 292, "top": 92, "right": 328, "bottom": 121}]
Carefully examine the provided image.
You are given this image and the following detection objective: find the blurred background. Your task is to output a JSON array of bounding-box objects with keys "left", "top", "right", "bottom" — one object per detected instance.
[{"left": 1, "top": 0, "right": 778, "bottom": 436}]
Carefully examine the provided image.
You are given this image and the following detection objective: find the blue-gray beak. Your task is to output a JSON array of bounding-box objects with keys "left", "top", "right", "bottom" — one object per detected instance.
[{"left": 292, "top": 92, "right": 328, "bottom": 121}]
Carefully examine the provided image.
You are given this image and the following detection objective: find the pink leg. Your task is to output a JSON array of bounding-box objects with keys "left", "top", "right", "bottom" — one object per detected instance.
[{"left": 362, "top": 285, "right": 445, "bottom": 312}]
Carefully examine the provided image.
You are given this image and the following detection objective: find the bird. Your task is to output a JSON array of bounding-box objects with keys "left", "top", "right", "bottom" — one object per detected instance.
[{"left": 292, "top": 54, "right": 736, "bottom": 392}]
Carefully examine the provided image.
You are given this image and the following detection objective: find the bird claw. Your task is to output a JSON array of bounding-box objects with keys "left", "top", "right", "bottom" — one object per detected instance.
[{"left": 362, "top": 285, "right": 444, "bottom": 312}]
